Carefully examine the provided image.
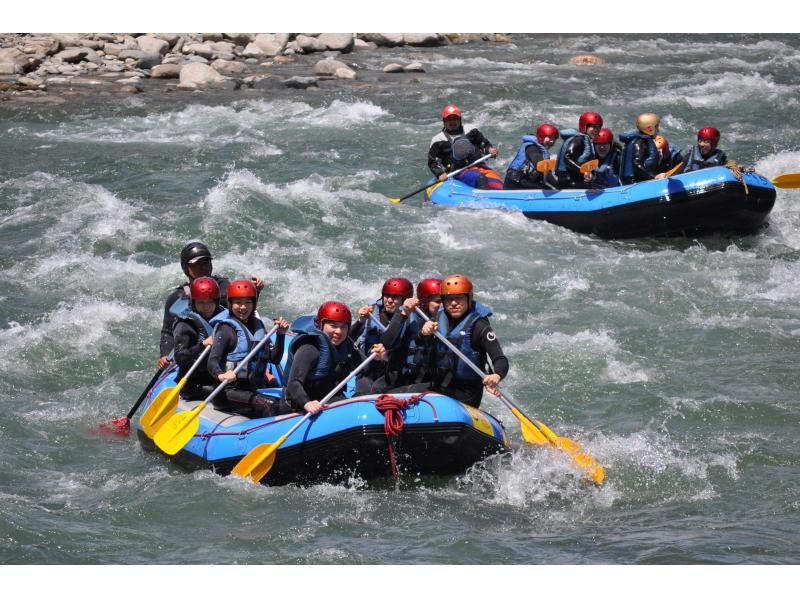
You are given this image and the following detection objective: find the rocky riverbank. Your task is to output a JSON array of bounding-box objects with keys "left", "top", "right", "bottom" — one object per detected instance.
[{"left": 0, "top": 33, "right": 513, "bottom": 102}]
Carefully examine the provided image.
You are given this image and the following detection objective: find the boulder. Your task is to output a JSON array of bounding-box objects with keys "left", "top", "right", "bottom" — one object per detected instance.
[
  {"left": 358, "top": 33, "right": 404, "bottom": 47},
  {"left": 0, "top": 48, "right": 31, "bottom": 73},
  {"left": 150, "top": 63, "right": 182, "bottom": 79},
  {"left": 282, "top": 76, "right": 318, "bottom": 89},
  {"left": 251, "top": 76, "right": 286, "bottom": 91},
  {"left": 22, "top": 37, "right": 61, "bottom": 56},
  {"left": 295, "top": 34, "right": 325, "bottom": 53},
  {"left": 153, "top": 33, "right": 181, "bottom": 45},
  {"left": 78, "top": 38, "right": 105, "bottom": 50},
  {"left": 353, "top": 38, "right": 376, "bottom": 51},
  {"left": 209, "top": 41, "right": 235, "bottom": 55},
  {"left": 118, "top": 50, "right": 163, "bottom": 69},
  {"left": 178, "top": 62, "right": 227, "bottom": 88},
  {"left": 119, "top": 83, "right": 143, "bottom": 93},
  {"left": 402, "top": 33, "right": 448, "bottom": 47},
  {"left": 183, "top": 43, "right": 214, "bottom": 59},
  {"left": 55, "top": 48, "right": 90, "bottom": 64},
  {"left": 334, "top": 67, "right": 356, "bottom": 80},
  {"left": 211, "top": 59, "right": 247, "bottom": 76},
  {"left": 241, "top": 42, "right": 266, "bottom": 59},
  {"left": 383, "top": 63, "right": 404, "bottom": 73},
  {"left": 251, "top": 33, "right": 289, "bottom": 57},
  {"left": 103, "top": 43, "right": 123, "bottom": 56},
  {"left": 137, "top": 35, "right": 170, "bottom": 56},
  {"left": 317, "top": 33, "right": 354, "bottom": 53},
  {"left": 224, "top": 33, "right": 254, "bottom": 46},
  {"left": 404, "top": 62, "right": 425, "bottom": 72},
  {"left": 95, "top": 34, "right": 118, "bottom": 42},
  {"left": 313, "top": 57, "right": 350, "bottom": 76}
]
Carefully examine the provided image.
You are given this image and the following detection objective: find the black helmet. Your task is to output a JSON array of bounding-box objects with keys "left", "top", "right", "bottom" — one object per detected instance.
[
  {"left": 452, "top": 137, "right": 476, "bottom": 162},
  {"left": 179, "top": 241, "right": 212, "bottom": 276}
]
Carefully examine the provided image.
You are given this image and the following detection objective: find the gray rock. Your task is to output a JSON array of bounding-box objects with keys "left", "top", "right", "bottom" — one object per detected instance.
[
  {"left": 404, "top": 62, "right": 425, "bottom": 72},
  {"left": 282, "top": 75, "right": 318, "bottom": 89},
  {"left": 178, "top": 62, "right": 227, "bottom": 88},
  {"left": 241, "top": 42, "right": 265, "bottom": 59},
  {"left": 150, "top": 63, "right": 182, "bottom": 79},
  {"left": 56, "top": 48, "right": 89, "bottom": 63},
  {"left": 224, "top": 33, "right": 254, "bottom": 46},
  {"left": 119, "top": 83, "right": 143, "bottom": 93},
  {"left": 211, "top": 59, "right": 247, "bottom": 76},
  {"left": 0, "top": 48, "right": 31, "bottom": 73},
  {"left": 313, "top": 57, "right": 349, "bottom": 76},
  {"left": 22, "top": 37, "right": 61, "bottom": 56},
  {"left": 353, "top": 38, "right": 377, "bottom": 51},
  {"left": 118, "top": 50, "right": 162, "bottom": 69},
  {"left": 252, "top": 33, "right": 289, "bottom": 57},
  {"left": 358, "top": 33, "right": 404, "bottom": 47},
  {"left": 103, "top": 43, "right": 123, "bottom": 56},
  {"left": 0, "top": 63, "right": 18, "bottom": 75},
  {"left": 251, "top": 76, "right": 286, "bottom": 91},
  {"left": 18, "top": 75, "right": 45, "bottom": 87},
  {"left": 402, "top": 33, "right": 448, "bottom": 47},
  {"left": 334, "top": 67, "right": 356, "bottom": 80},
  {"left": 95, "top": 34, "right": 118, "bottom": 42},
  {"left": 137, "top": 35, "right": 170, "bottom": 56},
  {"left": 84, "top": 49, "right": 104, "bottom": 65},
  {"left": 183, "top": 43, "right": 214, "bottom": 59},
  {"left": 201, "top": 33, "right": 225, "bottom": 42},
  {"left": 295, "top": 35, "right": 324, "bottom": 53},
  {"left": 209, "top": 41, "right": 235, "bottom": 54},
  {"left": 317, "top": 33, "right": 354, "bottom": 53},
  {"left": 78, "top": 38, "right": 105, "bottom": 50},
  {"left": 383, "top": 63, "right": 404, "bottom": 73},
  {"left": 186, "top": 55, "right": 210, "bottom": 65}
]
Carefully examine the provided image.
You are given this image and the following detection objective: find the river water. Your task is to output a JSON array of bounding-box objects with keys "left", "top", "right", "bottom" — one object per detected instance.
[{"left": 1, "top": 34, "right": 799, "bottom": 572}]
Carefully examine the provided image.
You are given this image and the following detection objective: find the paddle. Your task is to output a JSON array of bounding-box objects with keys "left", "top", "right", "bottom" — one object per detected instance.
[
  {"left": 90, "top": 360, "right": 171, "bottom": 437},
  {"left": 414, "top": 306, "right": 605, "bottom": 484},
  {"left": 579, "top": 159, "right": 600, "bottom": 175},
  {"left": 771, "top": 173, "right": 800, "bottom": 189},
  {"left": 231, "top": 351, "right": 380, "bottom": 483},
  {"left": 663, "top": 161, "right": 684, "bottom": 178},
  {"left": 140, "top": 341, "right": 214, "bottom": 439},
  {"left": 153, "top": 323, "right": 280, "bottom": 456},
  {"left": 536, "top": 159, "right": 556, "bottom": 174},
  {"left": 389, "top": 154, "right": 493, "bottom": 203}
]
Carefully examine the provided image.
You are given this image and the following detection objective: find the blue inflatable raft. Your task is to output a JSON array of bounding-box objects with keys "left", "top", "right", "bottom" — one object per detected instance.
[
  {"left": 137, "top": 368, "right": 510, "bottom": 485},
  {"left": 425, "top": 166, "right": 776, "bottom": 239}
]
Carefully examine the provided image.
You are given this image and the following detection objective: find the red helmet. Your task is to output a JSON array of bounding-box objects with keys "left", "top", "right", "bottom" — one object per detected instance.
[
  {"left": 440, "top": 274, "right": 474, "bottom": 300},
  {"left": 381, "top": 277, "right": 414, "bottom": 299},
  {"left": 594, "top": 128, "right": 613, "bottom": 145},
  {"left": 227, "top": 278, "right": 258, "bottom": 304},
  {"left": 578, "top": 112, "right": 603, "bottom": 133},
  {"left": 190, "top": 276, "right": 220, "bottom": 301},
  {"left": 442, "top": 104, "right": 462, "bottom": 120},
  {"left": 416, "top": 278, "right": 442, "bottom": 304},
  {"left": 536, "top": 123, "right": 559, "bottom": 144},
  {"left": 316, "top": 301, "right": 352, "bottom": 328},
  {"left": 697, "top": 126, "right": 721, "bottom": 148}
]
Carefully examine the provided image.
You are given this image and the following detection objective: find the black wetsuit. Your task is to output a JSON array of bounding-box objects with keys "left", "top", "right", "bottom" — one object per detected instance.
[{"left": 160, "top": 275, "right": 229, "bottom": 358}]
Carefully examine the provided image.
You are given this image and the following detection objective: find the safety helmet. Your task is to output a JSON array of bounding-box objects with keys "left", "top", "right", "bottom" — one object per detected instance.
[
  {"left": 593, "top": 128, "right": 614, "bottom": 145},
  {"left": 442, "top": 104, "right": 462, "bottom": 120},
  {"left": 180, "top": 241, "right": 212, "bottom": 276},
  {"left": 316, "top": 301, "right": 352, "bottom": 328},
  {"left": 227, "top": 278, "right": 258, "bottom": 305},
  {"left": 416, "top": 278, "right": 442, "bottom": 305},
  {"left": 440, "top": 274, "right": 474, "bottom": 301},
  {"left": 190, "top": 276, "right": 220, "bottom": 302},
  {"left": 381, "top": 277, "right": 414, "bottom": 299},
  {"left": 578, "top": 112, "right": 603, "bottom": 133},
  {"left": 536, "top": 123, "right": 559, "bottom": 144},
  {"left": 654, "top": 135, "right": 669, "bottom": 151},
  {"left": 697, "top": 126, "right": 721, "bottom": 148},
  {"left": 636, "top": 113, "right": 661, "bottom": 136}
]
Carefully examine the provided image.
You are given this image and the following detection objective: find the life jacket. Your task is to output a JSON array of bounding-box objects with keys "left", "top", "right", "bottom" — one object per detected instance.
[
  {"left": 435, "top": 301, "right": 493, "bottom": 385},
  {"left": 683, "top": 145, "right": 727, "bottom": 172},
  {"left": 284, "top": 317, "right": 359, "bottom": 401},
  {"left": 221, "top": 315, "right": 267, "bottom": 384},
  {"left": 172, "top": 299, "right": 229, "bottom": 341},
  {"left": 590, "top": 147, "right": 622, "bottom": 188},
  {"left": 402, "top": 311, "right": 435, "bottom": 383},
  {"left": 619, "top": 130, "right": 658, "bottom": 181},
  {"left": 455, "top": 166, "right": 504, "bottom": 190},
  {"left": 555, "top": 129, "right": 595, "bottom": 174},
  {"left": 508, "top": 135, "right": 549, "bottom": 175},
  {"left": 357, "top": 299, "right": 408, "bottom": 353}
]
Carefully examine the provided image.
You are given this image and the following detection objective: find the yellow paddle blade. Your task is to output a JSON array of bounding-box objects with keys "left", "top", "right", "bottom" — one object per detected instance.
[
  {"left": 579, "top": 159, "right": 599, "bottom": 174},
  {"left": 772, "top": 173, "right": 800, "bottom": 189},
  {"left": 511, "top": 407, "right": 548, "bottom": 444},
  {"left": 153, "top": 404, "right": 204, "bottom": 456},
  {"left": 663, "top": 161, "right": 684, "bottom": 178},
  {"left": 535, "top": 420, "right": 605, "bottom": 485},
  {"left": 536, "top": 159, "right": 556, "bottom": 174},
  {"left": 140, "top": 379, "right": 185, "bottom": 438},
  {"left": 388, "top": 197, "right": 402, "bottom": 203},
  {"left": 231, "top": 437, "right": 287, "bottom": 482}
]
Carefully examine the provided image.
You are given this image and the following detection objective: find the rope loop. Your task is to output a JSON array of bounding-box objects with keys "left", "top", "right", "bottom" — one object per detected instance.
[
  {"left": 726, "top": 160, "right": 749, "bottom": 195},
  {"left": 374, "top": 393, "right": 423, "bottom": 478}
]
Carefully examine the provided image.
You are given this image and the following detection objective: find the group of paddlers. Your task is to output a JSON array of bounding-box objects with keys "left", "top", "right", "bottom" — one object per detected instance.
[
  {"left": 428, "top": 105, "right": 728, "bottom": 191},
  {"left": 158, "top": 241, "right": 508, "bottom": 419}
]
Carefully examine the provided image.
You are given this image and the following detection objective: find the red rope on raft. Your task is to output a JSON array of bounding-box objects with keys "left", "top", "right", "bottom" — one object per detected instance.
[{"left": 374, "top": 393, "right": 423, "bottom": 478}]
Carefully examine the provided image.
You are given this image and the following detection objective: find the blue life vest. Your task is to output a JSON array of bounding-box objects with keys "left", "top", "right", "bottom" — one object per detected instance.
[
  {"left": 357, "top": 299, "right": 407, "bottom": 354},
  {"left": 401, "top": 311, "right": 428, "bottom": 380},
  {"left": 175, "top": 304, "right": 229, "bottom": 340},
  {"left": 222, "top": 316, "right": 267, "bottom": 382},
  {"left": 683, "top": 145, "right": 727, "bottom": 172},
  {"left": 435, "top": 301, "right": 493, "bottom": 384},
  {"left": 555, "top": 129, "right": 595, "bottom": 174},
  {"left": 619, "top": 130, "right": 658, "bottom": 180},
  {"left": 508, "top": 135, "right": 549, "bottom": 174}
]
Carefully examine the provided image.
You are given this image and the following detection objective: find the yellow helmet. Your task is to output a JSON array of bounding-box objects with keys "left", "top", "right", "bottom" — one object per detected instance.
[{"left": 636, "top": 113, "right": 661, "bottom": 136}]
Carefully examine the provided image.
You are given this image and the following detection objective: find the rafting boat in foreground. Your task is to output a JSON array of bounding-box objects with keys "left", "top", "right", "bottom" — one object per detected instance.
[
  {"left": 425, "top": 165, "right": 776, "bottom": 239},
  {"left": 137, "top": 368, "right": 509, "bottom": 485}
]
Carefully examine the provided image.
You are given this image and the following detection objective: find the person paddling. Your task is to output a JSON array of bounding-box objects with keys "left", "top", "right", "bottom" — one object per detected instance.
[
  {"left": 504, "top": 123, "right": 559, "bottom": 190},
  {"left": 619, "top": 113, "right": 661, "bottom": 184},
  {"left": 428, "top": 104, "right": 499, "bottom": 184},
  {"left": 585, "top": 128, "right": 622, "bottom": 189},
  {"left": 172, "top": 277, "right": 230, "bottom": 402},
  {"left": 284, "top": 301, "right": 386, "bottom": 414},
  {"left": 658, "top": 126, "right": 728, "bottom": 177},
  {"left": 207, "top": 279, "right": 288, "bottom": 417}
]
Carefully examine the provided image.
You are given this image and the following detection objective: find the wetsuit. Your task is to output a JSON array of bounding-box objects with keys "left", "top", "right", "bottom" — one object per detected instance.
[
  {"left": 673, "top": 145, "right": 728, "bottom": 174},
  {"left": 554, "top": 132, "right": 593, "bottom": 189},
  {"left": 160, "top": 275, "right": 229, "bottom": 358},
  {"left": 428, "top": 123, "right": 494, "bottom": 177},
  {"left": 504, "top": 136, "right": 553, "bottom": 190},
  {"left": 172, "top": 305, "right": 229, "bottom": 401},
  {"left": 619, "top": 132, "right": 658, "bottom": 184}
]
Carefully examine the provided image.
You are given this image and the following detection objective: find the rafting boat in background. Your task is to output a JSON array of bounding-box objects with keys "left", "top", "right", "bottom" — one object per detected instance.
[
  {"left": 137, "top": 368, "right": 510, "bottom": 485},
  {"left": 425, "top": 165, "right": 776, "bottom": 239}
]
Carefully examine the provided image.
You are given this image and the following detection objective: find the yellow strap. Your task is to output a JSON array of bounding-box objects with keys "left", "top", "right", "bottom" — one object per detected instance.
[{"left": 726, "top": 160, "right": 749, "bottom": 196}]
